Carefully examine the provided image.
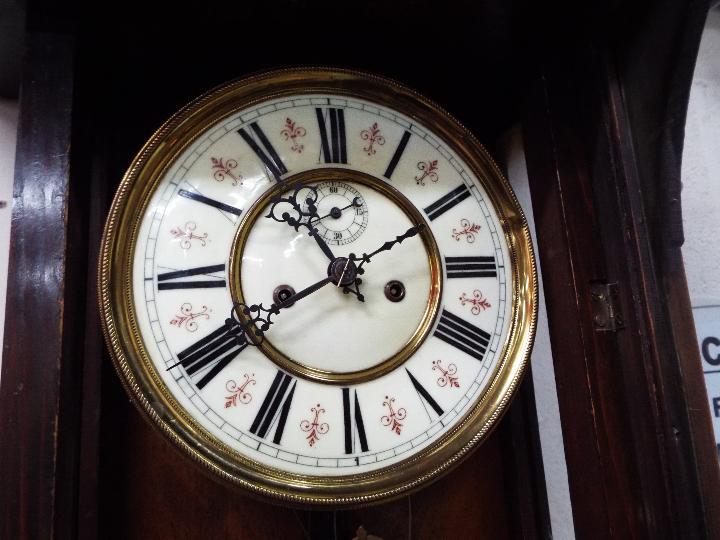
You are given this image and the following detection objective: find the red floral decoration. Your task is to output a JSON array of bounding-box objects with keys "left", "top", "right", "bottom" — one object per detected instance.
[
  {"left": 360, "top": 122, "right": 386, "bottom": 156},
  {"left": 415, "top": 159, "right": 439, "bottom": 186},
  {"left": 211, "top": 157, "right": 242, "bottom": 186},
  {"left": 280, "top": 117, "right": 307, "bottom": 153},
  {"left": 381, "top": 396, "right": 407, "bottom": 435},
  {"left": 459, "top": 290, "right": 492, "bottom": 315},
  {"left": 451, "top": 219, "right": 481, "bottom": 243},
  {"left": 169, "top": 303, "right": 210, "bottom": 332},
  {"left": 170, "top": 221, "right": 208, "bottom": 250},
  {"left": 432, "top": 359, "right": 460, "bottom": 388},
  {"left": 225, "top": 374, "right": 256, "bottom": 407},
  {"left": 300, "top": 404, "right": 330, "bottom": 447}
]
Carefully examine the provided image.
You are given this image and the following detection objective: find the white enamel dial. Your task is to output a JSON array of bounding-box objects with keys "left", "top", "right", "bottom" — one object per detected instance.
[
  {"left": 105, "top": 71, "right": 535, "bottom": 499},
  {"left": 132, "top": 94, "right": 511, "bottom": 475}
]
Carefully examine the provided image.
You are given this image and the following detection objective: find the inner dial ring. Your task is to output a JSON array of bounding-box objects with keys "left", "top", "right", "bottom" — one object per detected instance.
[{"left": 229, "top": 168, "right": 442, "bottom": 385}]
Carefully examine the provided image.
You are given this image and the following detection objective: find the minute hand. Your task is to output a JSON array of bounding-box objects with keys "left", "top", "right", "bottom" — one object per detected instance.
[
  {"left": 353, "top": 224, "right": 425, "bottom": 267},
  {"left": 235, "top": 275, "right": 334, "bottom": 344}
]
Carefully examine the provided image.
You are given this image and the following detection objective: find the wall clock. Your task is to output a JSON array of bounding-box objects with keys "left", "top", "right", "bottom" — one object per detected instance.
[{"left": 98, "top": 67, "right": 537, "bottom": 506}]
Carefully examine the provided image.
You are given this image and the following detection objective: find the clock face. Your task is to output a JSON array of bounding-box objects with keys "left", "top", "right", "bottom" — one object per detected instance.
[{"left": 100, "top": 69, "right": 536, "bottom": 504}]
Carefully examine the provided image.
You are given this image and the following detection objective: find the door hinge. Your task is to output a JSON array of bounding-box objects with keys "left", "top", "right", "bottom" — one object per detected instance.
[{"left": 591, "top": 282, "right": 624, "bottom": 332}]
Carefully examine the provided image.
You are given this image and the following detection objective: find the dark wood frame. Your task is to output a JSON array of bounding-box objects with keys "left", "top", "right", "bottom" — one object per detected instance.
[
  {"left": 522, "top": 1, "right": 720, "bottom": 537},
  {"left": 1, "top": 1, "right": 718, "bottom": 538}
]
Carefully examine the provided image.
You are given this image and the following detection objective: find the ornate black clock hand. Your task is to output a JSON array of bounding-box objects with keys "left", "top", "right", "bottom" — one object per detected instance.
[
  {"left": 306, "top": 225, "right": 336, "bottom": 261},
  {"left": 233, "top": 275, "right": 334, "bottom": 343},
  {"left": 266, "top": 184, "right": 336, "bottom": 262},
  {"left": 351, "top": 223, "right": 425, "bottom": 269}
]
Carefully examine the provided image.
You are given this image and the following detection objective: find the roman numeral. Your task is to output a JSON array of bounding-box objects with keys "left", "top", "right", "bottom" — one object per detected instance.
[
  {"left": 172, "top": 321, "right": 247, "bottom": 389},
  {"left": 423, "top": 184, "right": 471, "bottom": 221},
  {"left": 249, "top": 371, "right": 296, "bottom": 445},
  {"left": 238, "top": 122, "right": 288, "bottom": 181},
  {"left": 445, "top": 256, "right": 497, "bottom": 278},
  {"left": 434, "top": 309, "right": 491, "bottom": 362},
  {"left": 342, "top": 388, "right": 369, "bottom": 454},
  {"left": 178, "top": 189, "right": 242, "bottom": 216},
  {"left": 406, "top": 369, "right": 444, "bottom": 418},
  {"left": 316, "top": 107, "right": 347, "bottom": 164},
  {"left": 383, "top": 130, "right": 411, "bottom": 179},
  {"left": 157, "top": 264, "right": 226, "bottom": 290}
]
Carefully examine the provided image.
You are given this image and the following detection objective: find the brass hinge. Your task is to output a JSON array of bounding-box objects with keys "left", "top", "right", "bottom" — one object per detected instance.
[{"left": 591, "top": 282, "right": 624, "bottom": 332}]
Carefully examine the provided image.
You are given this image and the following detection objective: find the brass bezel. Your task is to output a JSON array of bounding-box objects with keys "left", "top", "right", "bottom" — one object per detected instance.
[
  {"left": 229, "top": 168, "right": 442, "bottom": 385},
  {"left": 98, "top": 67, "right": 538, "bottom": 507}
]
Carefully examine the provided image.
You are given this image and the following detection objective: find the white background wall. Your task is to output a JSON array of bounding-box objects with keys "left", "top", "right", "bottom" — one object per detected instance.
[
  {"left": 0, "top": 98, "right": 18, "bottom": 379},
  {"left": 683, "top": 7, "right": 720, "bottom": 307},
  {"left": 682, "top": 7, "right": 720, "bottom": 449}
]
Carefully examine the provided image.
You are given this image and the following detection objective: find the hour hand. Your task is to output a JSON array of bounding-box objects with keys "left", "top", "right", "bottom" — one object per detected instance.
[
  {"left": 306, "top": 223, "right": 336, "bottom": 261},
  {"left": 266, "top": 184, "right": 336, "bottom": 261}
]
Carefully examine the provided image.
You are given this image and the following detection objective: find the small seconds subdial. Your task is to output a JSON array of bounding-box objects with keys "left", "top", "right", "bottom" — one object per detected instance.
[{"left": 309, "top": 181, "right": 368, "bottom": 245}]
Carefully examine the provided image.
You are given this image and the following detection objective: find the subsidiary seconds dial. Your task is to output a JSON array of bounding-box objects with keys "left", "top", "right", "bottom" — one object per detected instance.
[{"left": 305, "top": 181, "right": 368, "bottom": 245}]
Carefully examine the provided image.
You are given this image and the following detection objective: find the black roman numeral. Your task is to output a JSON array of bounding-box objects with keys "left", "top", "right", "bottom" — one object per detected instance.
[
  {"left": 157, "top": 264, "right": 226, "bottom": 290},
  {"left": 249, "top": 371, "right": 296, "bottom": 445},
  {"left": 172, "top": 321, "right": 248, "bottom": 389},
  {"left": 178, "top": 189, "right": 242, "bottom": 216},
  {"left": 383, "top": 130, "right": 411, "bottom": 179},
  {"left": 434, "top": 309, "right": 491, "bottom": 362},
  {"left": 238, "top": 122, "right": 288, "bottom": 181},
  {"left": 445, "top": 256, "right": 497, "bottom": 278},
  {"left": 316, "top": 107, "right": 347, "bottom": 164},
  {"left": 423, "top": 184, "right": 471, "bottom": 221},
  {"left": 342, "top": 388, "right": 369, "bottom": 454},
  {"left": 406, "top": 369, "right": 444, "bottom": 417}
]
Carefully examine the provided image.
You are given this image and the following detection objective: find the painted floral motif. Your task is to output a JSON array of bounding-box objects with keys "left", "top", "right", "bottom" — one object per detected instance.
[
  {"left": 360, "top": 122, "right": 386, "bottom": 156},
  {"left": 170, "top": 221, "right": 208, "bottom": 250},
  {"left": 432, "top": 359, "right": 460, "bottom": 388},
  {"left": 170, "top": 303, "right": 210, "bottom": 332},
  {"left": 415, "top": 159, "right": 439, "bottom": 186},
  {"left": 452, "top": 219, "right": 482, "bottom": 243},
  {"left": 300, "top": 404, "right": 330, "bottom": 447},
  {"left": 381, "top": 396, "right": 407, "bottom": 435},
  {"left": 225, "top": 374, "right": 256, "bottom": 407},
  {"left": 280, "top": 117, "right": 307, "bottom": 153},
  {"left": 211, "top": 157, "right": 242, "bottom": 185},
  {"left": 459, "top": 289, "right": 492, "bottom": 315}
]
